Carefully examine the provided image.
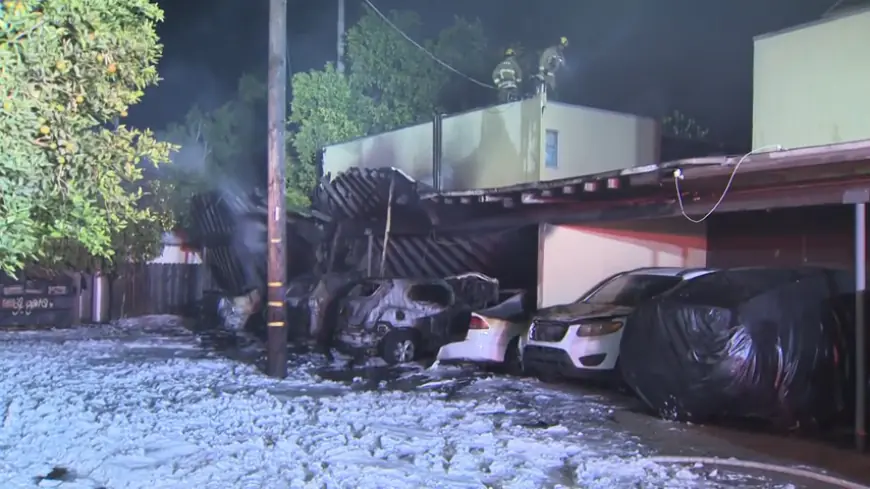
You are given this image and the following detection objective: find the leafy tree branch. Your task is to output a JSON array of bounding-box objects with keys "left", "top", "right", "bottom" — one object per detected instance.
[
  {"left": 287, "top": 6, "right": 490, "bottom": 205},
  {"left": 0, "top": 0, "right": 175, "bottom": 275}
]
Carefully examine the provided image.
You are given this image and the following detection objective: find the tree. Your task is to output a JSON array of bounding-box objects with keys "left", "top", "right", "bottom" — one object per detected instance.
[
  {"left": 287, "top": 6, "right": 490, "bottom": 205},
  {"left": 0, "top": 0, "right": 174, "bottom": 275},
  {"left": 344, "top": 10, "right": 488, "bottom": 126},
  {"left": 162, "top": 74, "right": 266, "bottom": 226}
]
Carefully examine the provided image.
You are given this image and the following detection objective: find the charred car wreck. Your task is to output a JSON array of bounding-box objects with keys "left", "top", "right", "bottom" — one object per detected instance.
[
  {"left": 333, "top": 273, "right": 499, "bottom": 364},
  {"left": 288, "top": 273, "right": 499, "bottom": 364},
  {"left": 190, "top": 168, "right": 532, "bottom": 358}
]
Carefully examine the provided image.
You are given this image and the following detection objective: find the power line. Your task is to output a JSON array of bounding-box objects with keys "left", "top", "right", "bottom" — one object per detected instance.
[
  {"left": 673, "top": 145, "right": 783, "bottom": 223},
  {"left": 361, "top": 0, "right": 496, "bottom": 90}
]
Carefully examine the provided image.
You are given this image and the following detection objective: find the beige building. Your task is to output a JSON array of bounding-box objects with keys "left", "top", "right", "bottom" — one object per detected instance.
[
  {"left": 753, "top": 6, "right": 870, "bottom": 149},
  {"left": 322, "top": 94, "right": 660, "bottom": 190}
]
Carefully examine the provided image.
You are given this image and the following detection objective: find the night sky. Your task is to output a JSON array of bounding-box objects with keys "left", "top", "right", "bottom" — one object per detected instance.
[{"left": 131, "top": 0, "right": 840, "bottom": 147}]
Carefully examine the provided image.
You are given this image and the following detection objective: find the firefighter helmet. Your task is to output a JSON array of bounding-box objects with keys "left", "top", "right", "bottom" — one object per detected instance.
[
  {"left": 505, "top": 48, "right": 515, "bottom": 56},
  {"left": 560, "top": 36, "right": 569, "bottom": 47}
]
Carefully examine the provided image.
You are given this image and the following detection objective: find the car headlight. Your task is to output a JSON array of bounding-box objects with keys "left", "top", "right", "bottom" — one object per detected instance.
[{"left": 575, "top": 321, "right": 623, "bottom": 337}]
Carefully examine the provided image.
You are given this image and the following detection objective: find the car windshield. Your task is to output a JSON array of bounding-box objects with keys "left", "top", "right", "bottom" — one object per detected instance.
[{"left": 582, "top": 274, "right": 682, "bottom": 307}]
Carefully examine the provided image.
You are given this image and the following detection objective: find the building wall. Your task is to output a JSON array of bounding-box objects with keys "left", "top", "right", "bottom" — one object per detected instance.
[
  {"left": 536, "top": 206, "right": 862, "bottom": 310},
  {"left": 439, "top": 98, "right": 541, "bottom": 190},
  {"left": 148, "top": 233, "right": 202, "bottom": 265},
  {"left": 537, "top": 219, "right": 708, "bottom": 308},
  {"left": 753, "top": 8, "right": 870, "bottom": 148},
  {"left": 706, "top": 205, "right": 859, "bottom": 270},
  {"left": 321, "top": 123, "right": 434, "bottom": 182},
  {"left": 322, "top": 97, "right": 658, "bottom": 191},
  {"left": 321, "top": 98, "right": 542, "bottom": 191},
  {"left": 540, "top": 103, "right": 659, "bottom": 181},
  {"left": 148, "top": 245, "right": 202, "bottom": 265}
]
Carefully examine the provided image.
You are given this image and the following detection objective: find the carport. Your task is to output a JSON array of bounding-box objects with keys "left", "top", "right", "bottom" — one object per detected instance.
[
  {"left": 306, "top": 167, "right": 539, "bottom": 289},
  {"left": 420, "top": 139, "right": 870, "bottom": 451}
]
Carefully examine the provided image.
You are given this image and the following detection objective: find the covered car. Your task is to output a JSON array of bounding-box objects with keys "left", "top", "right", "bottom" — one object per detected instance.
[
  {"left": 523, "top": 267, "right": 715, "bottom": 382},
  {"left": 619, "top": 267, "right": 853, "bottom": 428},
  {"left": 436, "top": 290, "right": 536, "bottom": 375},
  {"left": 333, "top": 273, "right": 499, "bottom": 364}
]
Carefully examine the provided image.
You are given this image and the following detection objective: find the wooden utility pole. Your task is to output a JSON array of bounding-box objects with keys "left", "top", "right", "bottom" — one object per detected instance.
[
  {"left": 337, "top": 0, "right": 345, "bottom": 73},
  {"left": 855, "top": 202, "right": 866, "bottom": 451},
  {"left": 266, "top": 0, "right": 288, "bottom": 378}
]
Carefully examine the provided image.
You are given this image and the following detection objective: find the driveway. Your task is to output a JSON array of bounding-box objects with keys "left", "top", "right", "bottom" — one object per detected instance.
[{"left": 0, "top": 317, "right": 850, "bottom": 488}]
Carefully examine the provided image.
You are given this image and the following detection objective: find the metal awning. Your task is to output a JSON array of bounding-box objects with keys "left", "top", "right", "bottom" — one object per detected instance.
[{"left": 413, "top": 140, "right": 870, "bottom": 230}]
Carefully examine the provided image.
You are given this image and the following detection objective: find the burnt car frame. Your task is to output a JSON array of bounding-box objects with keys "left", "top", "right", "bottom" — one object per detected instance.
[
  {"left": 284, "top": 272, "right": 365, "bottom": 344},
  {"left": 333, "top": 273, "right": 499, "bottom": 365}
]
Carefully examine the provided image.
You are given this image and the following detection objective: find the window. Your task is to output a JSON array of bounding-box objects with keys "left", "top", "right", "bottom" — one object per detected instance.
[
  {"left": 581, "top": 274, "right": 682, "bottom": 307},
  {"left": 407, "top": 283, "right": 453, "bottom": 306},
  {"left": 545, "top": 129, "right": 558, "bottom": 169}
]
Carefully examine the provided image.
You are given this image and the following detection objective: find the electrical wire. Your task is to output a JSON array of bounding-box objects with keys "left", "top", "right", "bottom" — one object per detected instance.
[
  {"left": 361, "top": 0, "right": 496, "bottom": 90},
  {"left": 674, "top": 144, "right": 784, "bottom": 223}
]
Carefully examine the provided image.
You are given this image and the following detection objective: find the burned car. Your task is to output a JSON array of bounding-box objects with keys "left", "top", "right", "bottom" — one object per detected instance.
[
  {"left": 284, "top": 272, "right": 363, "bottom": 343},
  {"left": 333, "top": 273, "right": 499, "bottom": 364}
]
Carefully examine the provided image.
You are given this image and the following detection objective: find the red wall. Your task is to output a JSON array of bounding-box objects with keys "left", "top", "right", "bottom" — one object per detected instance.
[{"left": 706, "top": 205, "right": 864, "bottom": 270}]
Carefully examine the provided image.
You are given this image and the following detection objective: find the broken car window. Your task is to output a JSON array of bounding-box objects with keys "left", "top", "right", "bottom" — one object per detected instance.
[
  {"left": 407, "top": 283, "right": 452, "bottom": 306},
  {"left": 350, "top": 281, "right": 381, "bottom": 297}
]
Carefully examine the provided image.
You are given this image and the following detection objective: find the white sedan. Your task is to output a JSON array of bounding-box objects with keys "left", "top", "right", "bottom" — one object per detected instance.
[
  {"left": 523, "top": 267, "right": 716, "bottom": 382},
  {"left": 435, "top": 292, "right": 533, "bottom": 375}
]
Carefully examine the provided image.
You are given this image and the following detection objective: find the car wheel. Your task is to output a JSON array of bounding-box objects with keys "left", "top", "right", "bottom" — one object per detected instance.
[
  {"left": 503, "top": 337, "right": 524, "bottom": 376},
  {"left": 380, "top": 329, "right": 420, "bottom": 365}
]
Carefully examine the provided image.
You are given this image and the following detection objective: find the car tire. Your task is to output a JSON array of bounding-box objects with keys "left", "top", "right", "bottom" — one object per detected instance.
[
  {"left": 380, "top": 329, "right": 420, "bottom": 365},
  {"left": 503, "top": 337, "right": 524, "bottom": 377}
]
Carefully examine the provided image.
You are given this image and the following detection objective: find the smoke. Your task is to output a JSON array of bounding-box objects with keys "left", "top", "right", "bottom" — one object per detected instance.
[
  {"left": 166, "top": 133, "right": 255, "bottom": 207},
  {"left": 559, "top": 9, "right": 643, "bottom": 83},
  {"left": 164, "top": 130, "right": 268, "bottom": 298},
  {"left": 167, "top": 136, "right": 208, "bottom": 176}
]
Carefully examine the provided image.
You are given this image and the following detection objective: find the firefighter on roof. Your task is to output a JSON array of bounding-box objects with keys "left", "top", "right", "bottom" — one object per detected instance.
[
  {"left": 492, "top": 48, "right": 523, "bottom": 103},
  {"left": 537, "top": 36, "right": 568, "bottom": 93}
]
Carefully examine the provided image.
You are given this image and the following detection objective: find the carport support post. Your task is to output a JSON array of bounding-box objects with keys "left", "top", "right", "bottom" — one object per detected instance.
[
  {"left": 365, "top": 229, "right": 373, "bottom": 277},
  {"left": 856, "top": 202, "right": 866, "bottom": 451},
  {"left": 265, "top": 0, "right": 288, "bottom": 378}
]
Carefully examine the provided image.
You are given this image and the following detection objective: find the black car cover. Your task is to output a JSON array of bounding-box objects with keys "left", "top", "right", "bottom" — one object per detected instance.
[{"left": 619, "top": 267, "right": 853, "bottom": 427}]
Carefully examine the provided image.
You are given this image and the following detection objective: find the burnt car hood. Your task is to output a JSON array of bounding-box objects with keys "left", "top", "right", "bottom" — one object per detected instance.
[{"left": 536, "top": 302, "right": 631, "bottom": 323}]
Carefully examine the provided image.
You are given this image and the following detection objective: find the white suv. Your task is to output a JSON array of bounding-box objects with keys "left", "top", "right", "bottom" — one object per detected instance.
[{"left": 522, "top": 267, "right": 716, "bottom": 381}]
